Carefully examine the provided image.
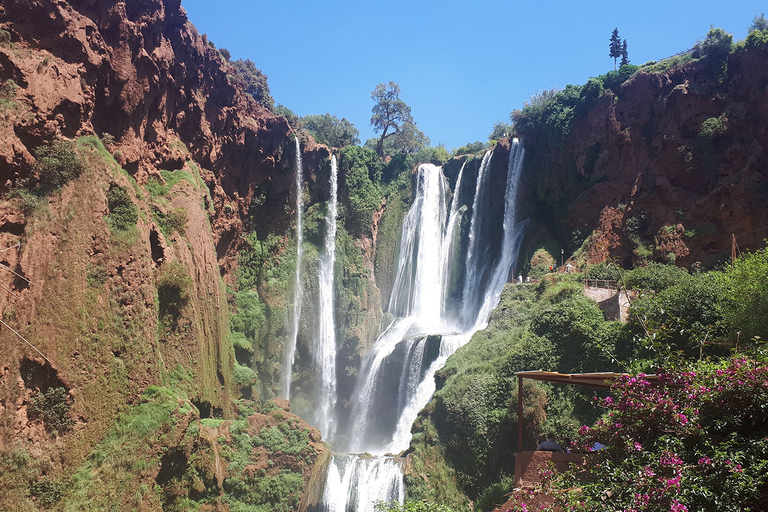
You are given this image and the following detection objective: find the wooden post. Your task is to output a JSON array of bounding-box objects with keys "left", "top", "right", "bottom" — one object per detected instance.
[
  {"left": 518, "top": 375, "right": 524, "bottom": 452},
  {"left": 732, "top": 233, "right": 737, "bottom": 266}
]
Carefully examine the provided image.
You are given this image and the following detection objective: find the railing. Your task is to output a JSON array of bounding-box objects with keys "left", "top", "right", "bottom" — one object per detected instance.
[{"left": 583, "top": 279, "right": 620, "bottom": 290}]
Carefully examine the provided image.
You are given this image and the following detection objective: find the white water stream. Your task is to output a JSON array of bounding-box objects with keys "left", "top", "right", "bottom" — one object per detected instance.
[
  {"left": 284, "top": 136, "right": 305, "bottom": 399},
  {"left": 315, "top": 155, "right": 339, "bottom": 439}
]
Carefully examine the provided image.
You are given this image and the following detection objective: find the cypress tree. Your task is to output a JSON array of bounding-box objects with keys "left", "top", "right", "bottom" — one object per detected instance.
[
  {"left": 609, "top": 28, "right": 622, "bottom": 69},
  {"left": 620, "top": 39, "right": 630, "bottom": 67}
]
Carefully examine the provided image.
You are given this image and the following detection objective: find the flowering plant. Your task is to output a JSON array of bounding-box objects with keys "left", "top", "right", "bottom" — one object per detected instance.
[
  {"left": 554, "top": 351, "right": 768, "bottom": 511},
  {"left": 506, "top": 349, "right": 768, "bottom": 511}
]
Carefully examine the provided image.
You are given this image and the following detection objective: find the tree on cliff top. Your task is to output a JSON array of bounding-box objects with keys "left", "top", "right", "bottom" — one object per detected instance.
[
  {"left": 302, "top": 113, "right": 360, "bottom": 148},
  {"left": 609, "top": 28, "right": 623, "bottom": 69},
  {"left": 749, "top": 13, "right": 768, "bottom": 33},
  {"left": 370, "top": 81, "right": 413, "bottom": 156},
  {"left": 231, "top": 58, "right": 274, "bottom": 110},
  {"left": 620, "top": 39, "right": 630, "bottom": 67}
]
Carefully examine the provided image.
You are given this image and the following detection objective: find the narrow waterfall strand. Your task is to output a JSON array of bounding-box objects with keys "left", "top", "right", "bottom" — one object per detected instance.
[
  {"left": 474, "top": 139, "right": 527, "bottom": 330},
  {"left": 316, "top": 155, "right": 339, "bottom": 439},
  {"left": 461, "top": 150, "right": 493, "bottom": 326},
  {"left": 284, "top": 137, "right": 305, "bottom": 399}
]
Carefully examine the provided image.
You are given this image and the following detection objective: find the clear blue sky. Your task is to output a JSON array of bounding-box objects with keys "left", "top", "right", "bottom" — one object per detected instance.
[{"left": 180, "top": 0, "right": 765, "bottom": 150}]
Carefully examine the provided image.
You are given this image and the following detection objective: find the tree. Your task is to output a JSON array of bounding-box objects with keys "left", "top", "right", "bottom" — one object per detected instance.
[
  {"left": 392, "top": 121, "right": 429, "bottom": 154},
  {"left": 302, "top": 113, "right": 360, "bottom": 148},
  {"left": 370, "top": 81, "right": 413, "bottom": 156},
  {"left": 489, "top": 120, "right": 513, "bottom": 141},
  {"left": 230, "top": 58, "right": 274, "bottom": 110},
  {"left": 749, "top": 13, "right": 768, "bottom": 33},
  {"left": 609, "top": 28, "right": 622, "bottom": 70},
  {"left": 620, "top": 39, "right": 629, "bottom": 67}
]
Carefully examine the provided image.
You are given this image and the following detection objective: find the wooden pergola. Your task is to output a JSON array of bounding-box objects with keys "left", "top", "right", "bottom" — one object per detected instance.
[{"left": 514, "top": 370, "right": 658, "bottom": 451}]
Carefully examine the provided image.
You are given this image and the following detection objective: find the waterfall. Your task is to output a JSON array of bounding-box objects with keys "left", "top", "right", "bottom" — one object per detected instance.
[
  {"left": 322, "top": 455, "right": 404, "bottom": 512},
  {"left": 460, "top": 150, "right": 493, "bottom": 327},
  {"left": 321, "top": 142, "right": 527, "bottom": 511},
  {"left": 284, "top": 137, "right": 304, "bottom": 400},
  {"left": 315, "top": 155, "right": 339, "bottom": 440},
  {"left": 473, "top": 139, "right": 527, "bottom": 330}
]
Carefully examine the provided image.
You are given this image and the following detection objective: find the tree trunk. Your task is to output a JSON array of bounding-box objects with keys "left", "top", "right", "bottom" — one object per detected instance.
[{"left": 376, "top": 126, "right": 389, "bottom": 156}]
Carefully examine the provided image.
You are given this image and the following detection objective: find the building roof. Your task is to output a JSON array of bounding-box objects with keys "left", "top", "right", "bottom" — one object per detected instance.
[{"left": 514, "top": 370, "right": 658, "bottom": 389}]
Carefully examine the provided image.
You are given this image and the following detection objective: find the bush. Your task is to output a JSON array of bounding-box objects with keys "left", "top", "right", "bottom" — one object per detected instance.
[
  {"left": 718, "top": 248, "right": 768, "bottom": 341},
  {"left": 106, "top": 185, "right": 138, "bottom": 231},
  {"left": 156, "top": 262, "right": 192, "bottom": 320},
  {"left": 475, "top": 475, "right": 515, "bottom": 512},
  {"left": 630, "top": 272, "right": 726, "bottom": 357},
  {"left": 585, "top": 261, "right": 623, "bottom": 281},
  {"left": 27, "top": 386, "right": 73, "bottom": 435},
  {"left": 231, "top": 58, "right": 274, "bottom": 110},
  {"left": 154, "top": 206, "right": 188, "bottom": 237},
  {"left": 698, "top": 26, "right": 733, "bottom": 61},
  {"left": 624, "top": 262, "right": 689, "bottom": 291},
  {"left": 339, "top": 145, "right": 383, "bottom": 236},
  {"left": 233, "top": 363, "right": 258, "bottom": 387},
  {"left": 375, "top": 501, "right": 458, "bottom": 512},
  {"left": 29, "top": 477, "right": 65, "bottom": 507},
  {"left": 32, "top": 139, "right": 85, "bottom": 194}
]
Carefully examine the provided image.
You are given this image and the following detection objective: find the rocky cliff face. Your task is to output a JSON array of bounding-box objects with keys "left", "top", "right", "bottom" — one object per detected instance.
[
  {"left": 0, "top": 0, "right": 331, "bottom": 509},
  {"left": 519, "top": 46, "right": 768, "bottom": 269}
]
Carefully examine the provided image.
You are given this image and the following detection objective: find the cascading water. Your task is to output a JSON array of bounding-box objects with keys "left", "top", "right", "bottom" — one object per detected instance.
[
  {"left": 315, "top": 155, "right": 339, "bottom": 440},
  {"left": 284, "top": 137, "right": 304, "bottom": 399},
  {"left": 320, "top": 141, "right": 526, "bottom": 511},
  {"left": 461, "top": 150, "right": 493, "bottom": 328}
]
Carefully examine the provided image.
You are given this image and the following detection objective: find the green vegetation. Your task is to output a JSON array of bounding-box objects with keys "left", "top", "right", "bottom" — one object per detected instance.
[
  {"left": 0, "top": 78, "right": 17, "bottom": 108},
  {"left": 370, "top": 81, "right": 418, "bottom": 156},
  {"left": 27, "top": 386, "right": 74, "bottom": 436},
  {"left": 156, "top": 261, "right": 193, "bottom": 323},
  {"left": 154, "top": 206, "right": 188, "bottom": 237},
  {"left": 231, "top": 58, "right": 274, "bottom": 110},
  {"left": 106, "top": 185, "right": 139, "bottom": 232},
  {"left": 146, "top": 169, "right": 197, "bottom": 199},
  {"left": 410, "top": 248, "right": 768, "bottom": 508},
  {"left": 376, "top": 501, "right": 458, "bottom": 512},
  {"left": 531, "top": 351, "right": 768, "bottom": 511},
  {"left": 303, "top": 113, "right": 360, "bottom": 148},
  {"left": 489, "top": 120, "right": 513, "bottom": 141},
  {"left": 609, "top": 28, "right": 629, "bottom": 69},
  {"left": 340, "top": 145, "right": 384, "bottom": 235},
  {"left": 30, "top": 139, "right": 86, "bottom": 194}
]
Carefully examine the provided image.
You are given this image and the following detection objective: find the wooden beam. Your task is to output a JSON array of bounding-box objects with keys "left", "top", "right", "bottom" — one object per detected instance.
[{"left": 518, "top": 374, "right": 523, "bottom": 452}]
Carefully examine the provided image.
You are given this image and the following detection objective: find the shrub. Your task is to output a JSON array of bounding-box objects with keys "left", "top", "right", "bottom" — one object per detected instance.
[
  {"left": 453, "top": 141, "right": 487, "bottom": 156},
  {"left": 698, "top": 26, "right": 733, "bottom": 61},
  {"left": 375, "top": 501, "right": 458, "bottom": 512},
  {"left": 339, "top": 145, "right": 383, "bottom": 236},
  {"left": 0, "top": 79, "right": 16, "bottom": 104},
  {"left": 0, "top": 29, "right": 10, "bottom": 44},
  {"left": 624, "top": 262, "right": 689, "bottom": 291},
  {"left": 32, "top": 139, "right": 85, "bottom": 194},
  {"left": 154, "top": 206, "right": 188, "bottom": 237},
  {"left": 475, "top": 475, "right": 515, "bottom": 512},
  {"left": 231, "top": 58, "right": 274, "bottom": 110},
  {"left": 585, "top": 261, "right": 623, "bottom": 281},
  {"left": 28, "top": 477, "right": 65, "bottom": 507},
  {"left": 718, "top": 248, "right": 768, "bottom": 341},
  {"left": 529, "top": 248, "right": 556, "bottom": 279},
  {"left": 156, "top": 262, "right": 192, "bottom": 320},
  {"left": 27, "top": 386, "right": 74, "bottom": 435},
  {"left": 233, "top": 363, "right": 257, "bottom": 387},
  {"left": 106, "top": 185, "right": 138, "bottom": 231}
]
